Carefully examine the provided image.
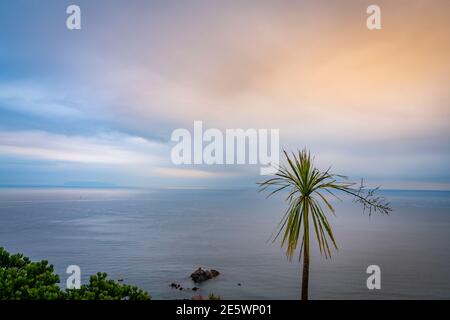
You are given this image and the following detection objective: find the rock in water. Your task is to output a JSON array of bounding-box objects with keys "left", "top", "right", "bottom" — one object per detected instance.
[
  {"left": 190, "top": 267, "right": 220, "bottom": 283},
  {"left": 170, "top": 282, "right": 181, "bottom": 289},
  {"left": 210, "top": 269, "right": 220, "bottom": 277}
]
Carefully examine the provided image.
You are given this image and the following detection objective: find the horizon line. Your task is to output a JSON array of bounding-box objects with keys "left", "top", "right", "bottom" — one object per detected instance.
[{"left": 1, "top": 184, "right": 450, "bottom": 193}]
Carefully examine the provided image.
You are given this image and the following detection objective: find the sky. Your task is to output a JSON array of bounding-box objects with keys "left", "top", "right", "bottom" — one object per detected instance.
[{"left": 0, "top": 0, "right": 449, "bottom": 189}]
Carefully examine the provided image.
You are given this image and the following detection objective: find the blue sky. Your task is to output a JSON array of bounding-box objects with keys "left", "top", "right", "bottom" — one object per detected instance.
[{"left": 0, "top": 0, "right": 449, "bottom": 189}]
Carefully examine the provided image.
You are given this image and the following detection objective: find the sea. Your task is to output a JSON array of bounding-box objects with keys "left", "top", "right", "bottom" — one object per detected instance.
[{"left": 0, "top": 187, "right": 449, "bottom": 299}]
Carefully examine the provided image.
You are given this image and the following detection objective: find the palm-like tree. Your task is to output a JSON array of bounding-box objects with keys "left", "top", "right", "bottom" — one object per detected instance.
[{"left": 259, "top": 149, "right": 391, "bottom": 300}]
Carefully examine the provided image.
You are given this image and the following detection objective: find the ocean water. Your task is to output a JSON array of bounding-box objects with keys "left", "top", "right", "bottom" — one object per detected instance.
[{"left": 0, "top": 187, "right": 449, "bottom": 300}]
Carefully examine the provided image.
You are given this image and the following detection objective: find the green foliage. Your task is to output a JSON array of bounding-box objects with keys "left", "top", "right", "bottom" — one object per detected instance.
[
  {"left": 0, "top": 248, "right": 62, "bottom": 300},
  {"left": 64, "top": 272, "right": 150, "bottom": 300},
  {"left": 208, "top": 293, "right": 221, "bottom": 300},
  {"left": 259, "top": 149, "right": 391, "bottom": 260},
  {"left": 0, "top": 247, "right": 150, "bottom": 300}
]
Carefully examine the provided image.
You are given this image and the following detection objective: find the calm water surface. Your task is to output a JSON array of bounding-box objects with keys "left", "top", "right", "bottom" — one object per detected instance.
[{"left": 0, "top": 188, "right": 449, "bottom": 299}]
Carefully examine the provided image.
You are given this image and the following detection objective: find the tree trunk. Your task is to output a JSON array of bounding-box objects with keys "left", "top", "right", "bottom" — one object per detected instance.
[
  {"left": 301, "top": 245, "right": 309, "bottom": 300},
  {"left": 301, "top": 202, "right": 310, "bottom": 300}
]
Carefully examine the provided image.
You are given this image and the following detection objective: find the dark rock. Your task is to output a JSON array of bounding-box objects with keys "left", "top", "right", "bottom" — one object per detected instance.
[
  {"left": 192, "top": 287, "right": 199, "bottom": 291},
  {"left": 237, "top": 283, "right": 241, "bottom": 286},
  {"left": 210, "top": 269, "right": 220, "bottom": 277},
  {"left": 190, "top": 267, "right": 220, "bottom": 283},
  {"left": 170, "top": 282, "right": 181, "bottom": 289}
]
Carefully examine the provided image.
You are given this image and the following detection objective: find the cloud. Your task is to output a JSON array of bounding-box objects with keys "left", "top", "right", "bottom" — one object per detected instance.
[
  {"left": 152, "top": 167, "right": 225, "bottom": 178},
  {"left": 0, "top": 83, "right": 83, "bottom": 118},
  {"left": 1, "top": 0, "right": 449, "bottom": 187},
  {"left": 0, "top": 131, "right": 167, "bottom": 166},
  {"left": 51, "top": 0, "right": 449, "bottom": 146}
]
